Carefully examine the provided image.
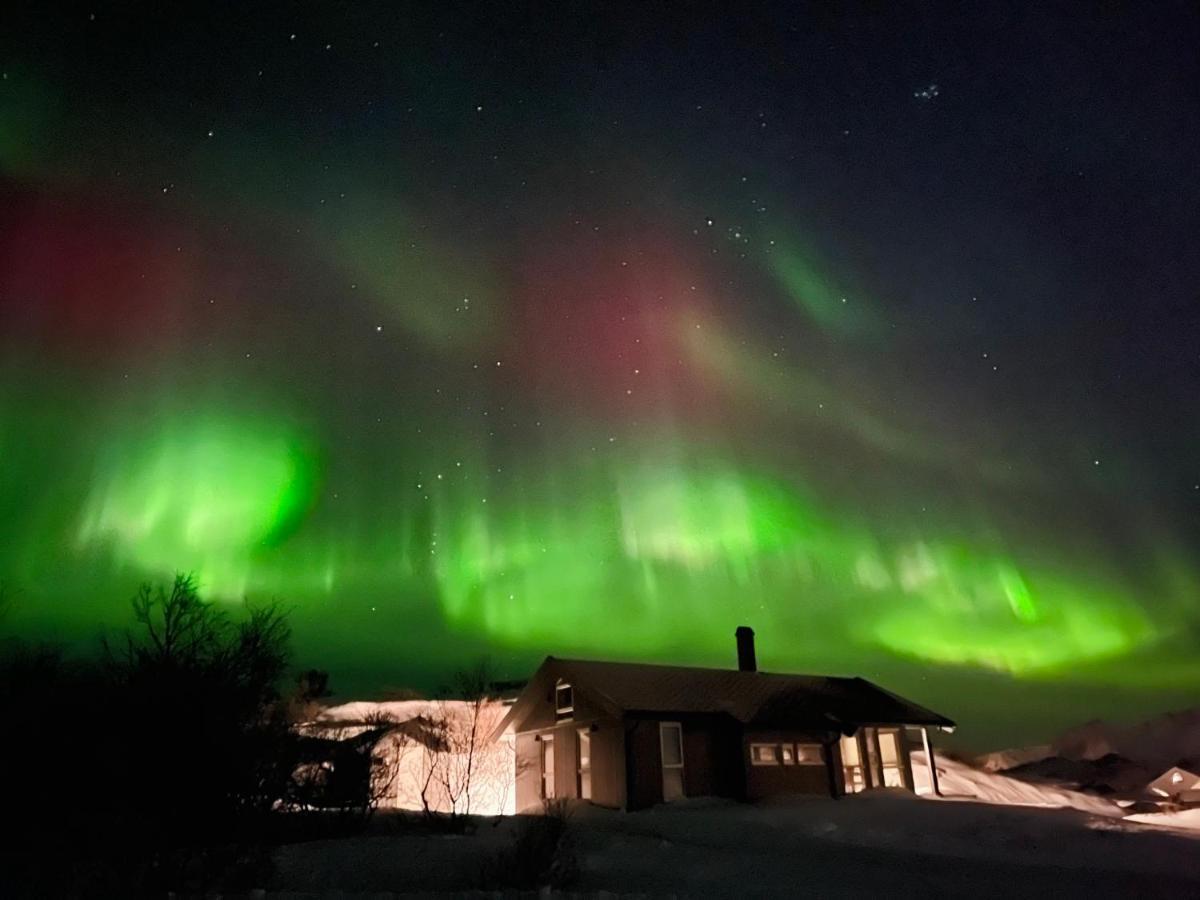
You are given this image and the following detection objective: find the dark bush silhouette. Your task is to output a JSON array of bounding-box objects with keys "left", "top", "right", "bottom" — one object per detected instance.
[
  {"left": 478, "top": 798, "right": 577, "bottom": 889},
  {"left": 103, "top": 574, "right": 293, "bottom": 839},
  {"left": 1, "top": 573, "right": 300, "bottom": 897}
]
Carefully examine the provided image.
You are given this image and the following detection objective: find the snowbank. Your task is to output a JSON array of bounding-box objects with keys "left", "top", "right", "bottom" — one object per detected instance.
[
  {"left": 912, "top": 750, "right": 1122, "bottom": 816},
  {"left": 1124, "top": 807, "right": 1200, "bottom": 831}
]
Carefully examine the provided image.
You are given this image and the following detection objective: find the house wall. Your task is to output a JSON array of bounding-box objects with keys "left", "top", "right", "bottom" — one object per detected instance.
[
  {"left": 589, "top": 720, "right": 627, "bottom": 808},
  {"left": 514, "top": 716, "right": 626, "bottom": 810},
  {"left": 743, "top": 730, "right": 837, "bottom": 800},
  {"left": 625, "top": 718, "right": 663, "bottom": 810},
  {"left": 516, "top": 677, "right": 610, "bottom": 733},
  {"left": 622, "top": 714, "right": 744, "bottom": 810},
  {"left": 683, "top": 716, "right": 744, "bottom": 800},
  {"left": 514, "top": 732, "right": 541, "bottom": 812}
]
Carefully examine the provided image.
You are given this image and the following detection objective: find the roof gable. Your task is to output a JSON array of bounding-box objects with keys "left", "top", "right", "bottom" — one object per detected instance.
[{"left": 1148, "top": 766, "right": 1200, "bottom": 793}]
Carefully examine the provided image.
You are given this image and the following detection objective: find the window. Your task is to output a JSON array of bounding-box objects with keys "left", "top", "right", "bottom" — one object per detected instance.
[
  {"left": 840, "top": 734, "right": 866, "bottom": 793},
  {"left": 751, "top": 743, "right": 824, "bottom": 766},
  {"left": 660, "top": 722, "right": 685, "bottom": 801},
  {"left": 576, "top": 728, "right": 592, "bottom": 800},
  {"left": 795, "top": 743, "right": 824, "bottom": 765},
  {"left": 540, "top": 734, "right": 555, "bottom": 799},
  {"left": 750, "top": 743, "right": 780, "bottom": 766},
  {"left": 878, "top": 729, "right": 904, "bottom": 788},
  {"left": 555, "top": 681, "right": 573, "bottom": 721}
]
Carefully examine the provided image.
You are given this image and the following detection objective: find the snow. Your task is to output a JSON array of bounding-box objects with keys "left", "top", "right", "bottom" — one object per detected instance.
[
  {"left": 1051, "top": 707, "right": 1200, "bottom": 769},
  {"left": 911, "top": 750, "right": 1123, "bottom": 816},
  {"left": 303, "top": 698, "right": 517, "bottom": 816},
  {"left": 975, "top": 743, "right": 1053, "bottom": 771},
  {"left": 270, "top": 790, "right": 1200, "bottom": 898},
  {"left": 1125, "top": 807, "right": 1200, "bottom": 831},
  {"left": 314, "top": 698, "right": 442, "bottom": 725}
]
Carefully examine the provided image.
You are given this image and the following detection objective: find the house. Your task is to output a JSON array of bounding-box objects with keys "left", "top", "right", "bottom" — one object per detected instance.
[
  {"left": 1147, "top": 766, "right": 1200, "bottom": 803},
  {"left": 492, "top": 626, "right": 955, "bottom": 811},
  {"left": 296, "top": 698, "right": 517, "bottom": 815}
]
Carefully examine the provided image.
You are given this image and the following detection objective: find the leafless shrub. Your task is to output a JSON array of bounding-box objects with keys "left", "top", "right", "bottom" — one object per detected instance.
[
  {"left": 478, "top": 797, "right": 577, "bottom": 889},
  {"left": 419, "top": 660, "right": 514, "bottom": 823}
]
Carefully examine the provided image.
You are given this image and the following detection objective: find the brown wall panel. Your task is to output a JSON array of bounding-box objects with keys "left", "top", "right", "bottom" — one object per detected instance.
[
  {"left": 743, "top": 730, "right": 836, "bottom": 800},
  {"left": 626, "top": 719, "right": 662, "bottom": 810},
  {"left": 588, "top": 721, "right": 627, "bottom": 808}
]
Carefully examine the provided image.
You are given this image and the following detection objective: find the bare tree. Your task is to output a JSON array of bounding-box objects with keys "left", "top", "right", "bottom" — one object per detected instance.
[
  {"left": 419, "top": 661, "right": 513, "bottom": 821},
  {"left": 102, "top": 573, "right": 294, "bottom": 834}
]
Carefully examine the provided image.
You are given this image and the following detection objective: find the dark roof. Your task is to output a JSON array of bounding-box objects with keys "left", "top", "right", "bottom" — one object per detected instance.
[{"left": 496, "top": 656, "right": 954, "bottom": 738}]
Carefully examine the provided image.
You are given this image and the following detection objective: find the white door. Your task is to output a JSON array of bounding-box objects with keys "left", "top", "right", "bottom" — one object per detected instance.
[{"left": 660, "top": 722, "right": 685, "bottom": 801}]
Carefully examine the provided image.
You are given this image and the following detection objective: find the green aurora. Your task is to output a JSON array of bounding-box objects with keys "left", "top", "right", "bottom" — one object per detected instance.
[{"left": 2, "top": 7, "right": 1199, "bottom": 750}]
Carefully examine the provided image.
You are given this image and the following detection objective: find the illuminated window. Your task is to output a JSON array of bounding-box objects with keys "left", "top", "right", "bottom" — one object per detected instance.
[
  {"left": 781, "top": 744, "right": 795, "bottom": 765},
  {"left": 878, "top": 729, "right": 904, "bottom": 787},
  {"left": 840, "top": 734, "right": 865, "bottom": 793},
  {"left": 576, "top": 728, "right": 592, "bottom": 800},
  {"left": 540, "top": 733, "right": 555, "bottom": 799},
  {"left": 750, "top": 743, "right": 780, "bottom": 766},
  {"left": 555, "top": 681, "right": 573, "bottom": 721},
  {"left": 660, "top": 722, "right": 685, "bottom": 800},
  {"left": 795, "top": 743, "right": 824, "bottom": 765}
]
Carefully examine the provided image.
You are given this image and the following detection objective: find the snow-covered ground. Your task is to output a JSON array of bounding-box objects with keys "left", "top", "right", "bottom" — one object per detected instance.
[
  {"left": 269, "top": 755, "right": 1200, "bottom": 898},
  {"left": 1124, "top": 807, "right": 1200, "bottom": 831},
  {"left": 912, "top": 750, "right": 1122, "bottom": 816}
]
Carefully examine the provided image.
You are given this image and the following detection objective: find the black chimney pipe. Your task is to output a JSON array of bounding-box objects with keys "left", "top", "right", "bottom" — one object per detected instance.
[{"left": 735, "top": 625, "right": 756, "bottom": 672}]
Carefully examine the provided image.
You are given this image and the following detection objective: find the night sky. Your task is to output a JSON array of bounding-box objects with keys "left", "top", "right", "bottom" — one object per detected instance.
[{"left": 2, "top": 3, "right": 1198, "bottom": 748}]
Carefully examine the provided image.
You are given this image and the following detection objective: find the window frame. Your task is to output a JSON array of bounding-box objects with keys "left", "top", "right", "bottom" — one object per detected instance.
[
  {"left": 554, "top": 681, "right": 574, "bottom": 721},
  {"left": 659, "top": 721, "right": 685, "bottom": 801},
  {"left": 540, "top": 733, "right": 556, "bottom": 799},
  {"left": 750, "top": 742, "right": 781, "bottom": 766},
  {"left": 576, "top": 727, "right": 592, "bottom": 800},
  {"left": 795, "top": 743, "right": 825, "bottom": 766},
  {"left": 877, "top": 728, "right": 905, "bottom": 787},
  {"left": 839, "top": 733, "right": 866, "bottom": 793}
]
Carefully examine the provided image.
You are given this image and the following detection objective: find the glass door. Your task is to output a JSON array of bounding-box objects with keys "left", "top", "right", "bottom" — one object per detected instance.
[
  {"left": 541, "top": 734, "right": 555, "bottom": 799},
  {"left": 840, "top": 733, "right": 866, "bottom": 793},
  {"left": 878, "top": 729, "right": 904, "bottom": 787}
]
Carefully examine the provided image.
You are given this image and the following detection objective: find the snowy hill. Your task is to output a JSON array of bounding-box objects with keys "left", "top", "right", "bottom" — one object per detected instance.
[
  {"left": 975, "top": 708, "right": 1200, "bottom": 795},
  {"left": 1052, "top": 708, "right": 1200, "bottom": 770},
  {"left": 912, "top": 751, "right": 1123, "bottom": 816},
  {"left": 976, "top": 743, "right": 1054, "bottom": 772}
]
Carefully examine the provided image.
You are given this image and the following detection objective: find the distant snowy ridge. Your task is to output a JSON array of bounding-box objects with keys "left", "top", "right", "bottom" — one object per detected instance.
[
  {"left": 975, "top": 743, "right": 1054, "bottom": 772},
  {"left": 974, "top": 707, "right": 1200, "bottom": 775},
  {"left": 1052, "top": 708, "right": 1200, "bottom": 769}
]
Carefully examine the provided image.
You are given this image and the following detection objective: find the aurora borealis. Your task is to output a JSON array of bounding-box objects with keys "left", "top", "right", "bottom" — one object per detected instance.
[{"left": 2, "top": 5, "right": 1198, "bottom": 747}]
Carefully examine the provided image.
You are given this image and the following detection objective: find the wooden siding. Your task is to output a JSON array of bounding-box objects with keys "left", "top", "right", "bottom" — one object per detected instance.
[
  {"left": 621, "top": 714, "right": 744, "bottom": 810},
  {"left": 742, "top": 730, "right": 836, "bottom": 800},
  {"left": 681, "top": 716, "right": 743, "bottom": 800},
  {"left": 625, "top": 718, "right": 662, "bottom": 810},
  {"left": 588, "top": 720, "right": 626, "bottom": 808},
  {"left": 514, "top": 732, "right": 541, "bottom": 812}
]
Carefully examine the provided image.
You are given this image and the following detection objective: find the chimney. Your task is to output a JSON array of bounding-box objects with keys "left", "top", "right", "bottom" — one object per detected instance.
[{"left": 735, "top": 625, "right": 757, "bottom": 672}]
